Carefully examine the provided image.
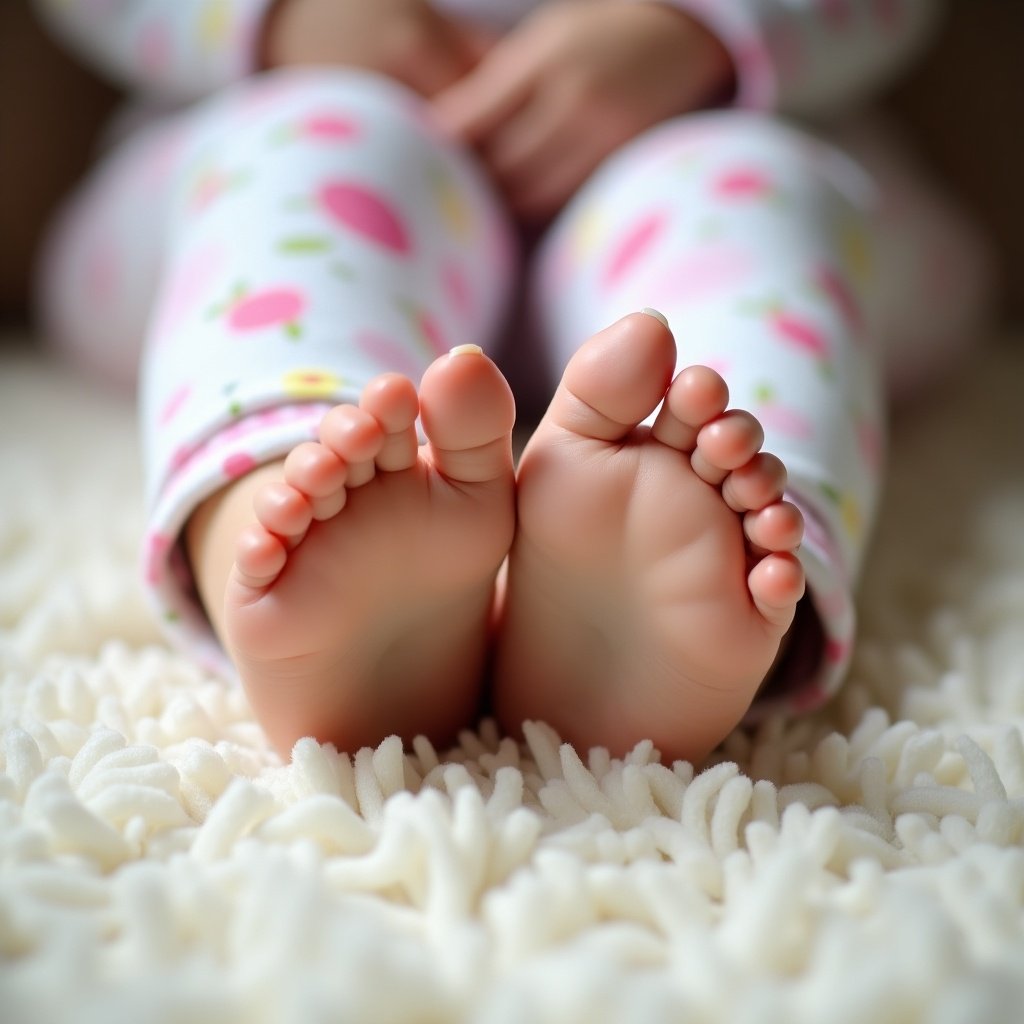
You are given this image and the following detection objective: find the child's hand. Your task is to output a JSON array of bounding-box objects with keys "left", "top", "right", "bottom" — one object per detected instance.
[
  {"left": 262, "top": 0, "right": 490, "bottom": 98},
  {"left": 431, "top": 1, "right": 734, "bottom": 221}
]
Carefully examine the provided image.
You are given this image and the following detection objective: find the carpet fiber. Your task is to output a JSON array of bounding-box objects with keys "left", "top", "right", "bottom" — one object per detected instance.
[{"left": 2, "top": 335, "right": 1024, "bottom": 1023}]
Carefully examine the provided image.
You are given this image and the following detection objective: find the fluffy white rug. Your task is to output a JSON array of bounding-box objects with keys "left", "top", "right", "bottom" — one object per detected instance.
[{"left": 2, "top": 333, "right": 1023, "bottom": 1023}]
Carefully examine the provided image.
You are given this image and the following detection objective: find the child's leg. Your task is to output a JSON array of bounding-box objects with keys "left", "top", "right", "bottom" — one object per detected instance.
[
  {"left": 53, "top": 69, "right": 519, "bottom": 755},
  {"left": 495, "top": 112, "right": 884, "bottom": 763},
  {"left": 37, "top": 110, "right": 186, "bottom": 391},
  {"left": 823, "top": 111, "right": 996, "bottom": 404}
]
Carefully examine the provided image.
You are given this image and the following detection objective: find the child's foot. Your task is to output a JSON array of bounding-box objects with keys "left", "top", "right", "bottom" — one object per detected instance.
[
  {"left": 492, "top": 312, "right": 805, "bottom": 764},
  {"left": 187, "top": 346, "right": 516, "bottom": 756}
]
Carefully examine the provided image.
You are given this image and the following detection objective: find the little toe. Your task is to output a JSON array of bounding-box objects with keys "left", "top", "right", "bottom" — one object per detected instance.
[
  {"left": 252, "top": 480, "right": 313, "bottom": 545},
  {"left": 721, "top": 452, "right": 788, "bottom": 514},
  {"left": 651, "top": 365, "right": 730, "bottom": 451},
  {"left": 420, "top": 345, "right": 515, "bottom": 484},
  {"left": 544, "top": 312, "right": 676, "bottom": 442},
  {"left": 232, "top": 522, "right": 288, "bottom": 595},
  {"left": 692, "top": 410, "right": 765, "bottom": 486},
  {"left": 360, "top": 373, "right": 421, "bottom": 472},
  {"left": 748, "top": 552, "right": 805, "bottom": 632},
  {"left": 744, "top": 501, "right": 804, "bottom": 555}
]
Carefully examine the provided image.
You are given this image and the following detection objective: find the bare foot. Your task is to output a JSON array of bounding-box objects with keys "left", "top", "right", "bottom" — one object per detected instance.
[
  {"left": 187, "top": 346, "right": 516, "bottom": 755},
  {"left": 493, "top": 312, "right": 805, "bottom": 764}
]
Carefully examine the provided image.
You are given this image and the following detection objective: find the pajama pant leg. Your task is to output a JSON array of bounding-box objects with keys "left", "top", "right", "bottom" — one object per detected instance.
[
  {"left": 530, "top": 110, "right": 886, "bottom": 714},
  {"left": 40, "top": 68, "right": 515, "bottom": 672}
]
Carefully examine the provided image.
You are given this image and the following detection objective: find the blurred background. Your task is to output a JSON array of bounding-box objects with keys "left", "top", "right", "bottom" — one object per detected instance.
[{"left": 2, "top": 0, "right": 1022, "bottom": 330}]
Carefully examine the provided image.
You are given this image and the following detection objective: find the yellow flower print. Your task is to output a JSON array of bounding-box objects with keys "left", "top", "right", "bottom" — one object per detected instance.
[
  {"left": 840, "top": 218, "right": 873, "bottom": 288},
  {"left": 840, "top": 494, "right": 862, "bottom": 541},
  {"left": 571, "top": 203, "right": 605, "bottom": 262},
  {"left": 282, "top": 368, "right": 345, "bottom": 399},
  {"left": 430, "top": 165, "right": 472, "bottom": 241},
  {"left": 198, "top": 0, "right": 230, "bottom": 51},
  {"left": 821, "top": 482, "right": 863, "bottom": 542}
]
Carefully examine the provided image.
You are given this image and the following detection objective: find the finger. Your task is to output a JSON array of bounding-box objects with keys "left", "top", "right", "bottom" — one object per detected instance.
[
  {"left": 400, "top": 12, "right": 485, "bottom": 97},
  {"left": 430, "top": 39, "right": 537, "bottom": 143},
  {"left": 498, "top": 122, "right": 607, "bottom": 220},
  {"left": 484, "top": 86, "right": 576, "bottom": 184}
]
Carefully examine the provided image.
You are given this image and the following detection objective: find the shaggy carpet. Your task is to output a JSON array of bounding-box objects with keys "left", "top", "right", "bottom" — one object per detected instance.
[{"left": 1, "top": 333, "right": 1023, "bottom": 1023}]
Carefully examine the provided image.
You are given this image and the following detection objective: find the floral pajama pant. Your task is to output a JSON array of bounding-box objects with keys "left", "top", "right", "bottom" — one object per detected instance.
[{"left": 39, "top": 67, "right": 988, "bottom": 714}]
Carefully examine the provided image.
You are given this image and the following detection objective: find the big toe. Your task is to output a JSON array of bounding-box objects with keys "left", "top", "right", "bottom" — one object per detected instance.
[
  {"left": 420, "top": 345, "right": 516, "bottom": 484},
  {"left": 545, "top": 310, "right": 677, "bottom": 442}
]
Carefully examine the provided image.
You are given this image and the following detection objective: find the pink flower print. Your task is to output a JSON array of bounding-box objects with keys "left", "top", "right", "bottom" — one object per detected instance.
[
  {"left": 754, "top": 383, "right": 814, "bottom": 441},
  {"left": 305, "top": 113, "right": 359, "bottom": 140},
  {"left": 169, "top": 439, "right": 203, "bottom": 476},
  {"left": 764, "top": 304, "right": 831, "bottom": 361},
  {"left": 824, "top": 637, "right": 852, "bottom": 666},
  {"left": 274, "top": 112, "right": 360, "bottom": 146},
  {"left": 356, "top": 329, "right": 428, "bottom": 381},
  {"left": 813, "top": 264, "right": 864, "bottom": 335},
  {"left": 212, "top": 285, "right": 307, "bottom": 340},
  {"left": 222, "top": 452, "right": 258, "bottom": 480},
  {"left": 400, "top": 302, "right": 448, "bottom": 360},
  {"left": 317, "top": 181, "right": 411, "bottom": 254},
  {"left": 159, "top": 384, "right": 192, "bottom": 425},
  {"left": 418, "top": 311, "right": 448, "bottom": 358},
  {"left": 713, "top": 167, "right": 776, "bottom": 202},
  {"left": 145, "top": 533, "right": 172, "bottom": 585},
  {"left": 442, "top": 260, "right": 473, "bottom": 319},
  {"left": 602, "top": 210, "right": 667, "bottom": 289},
  {"left": 651, "top": 242, "right": 752, "bottom": 304}
]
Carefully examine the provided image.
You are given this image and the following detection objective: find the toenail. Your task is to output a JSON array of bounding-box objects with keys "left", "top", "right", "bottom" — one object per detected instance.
[
  {"left": 639, "top": 307, "right": 670, "bottom": 329},
  {"left": 449, "top": 344, "right": 484, "bottom": 358}
]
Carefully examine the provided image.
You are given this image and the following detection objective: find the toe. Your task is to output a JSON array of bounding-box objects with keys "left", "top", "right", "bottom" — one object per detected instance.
[
  {"left": 319, "top": 405, "right": 385, "bottom": 464},
  {"left": 721, "top": 452, "right": 787, "bottom": 513},
  {"left": 744, "top": 501, "right": 804, "bottom": 555},
  {"left": 319, "top": 405, "right": 384, "bottom": 489},
  {"left": 420, "top": 345, "right": 515, "bottom": 484},
  {"left": 748, "top": 552, "right": 805, "bottom": 632},
  {"left": 232, "top": 522, "right": 288, "bottom": 594},
  {"left": 252, "top": 481, "right": 313, "bottom": 544},
  {"left": 360, "top": 373, "right": 421, "bottom": 472},
  {"left": 544, "top": 311, "right": 676, "bottom": 442},
  {"left": 284, "top": 442, "right": 347, "bottom": 497},
  {"left": 284, "top": 442, "right": 349, "bottom": 521},
  {"left": 692, "top": 410, "right": 764, "bottom": 486},
  {"left": 651, "top": 365, "right": 729, "bottom": 451}
]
